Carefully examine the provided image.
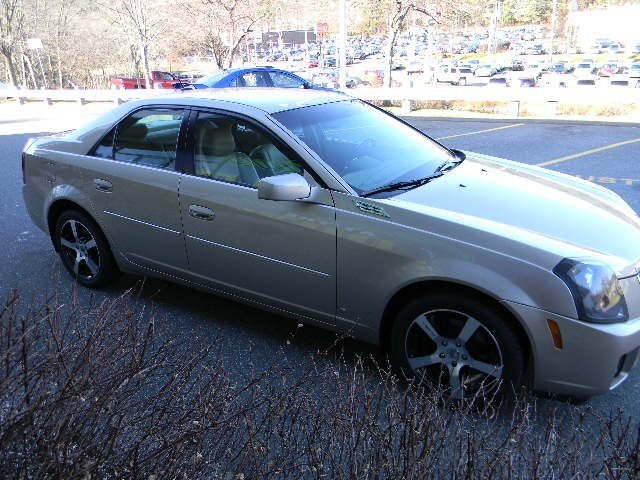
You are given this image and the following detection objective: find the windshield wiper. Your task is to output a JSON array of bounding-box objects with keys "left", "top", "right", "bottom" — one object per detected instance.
[
  {"left": 434, "top": 150, "right": 467, "bottom": 174},
  {"left": 361, "top": 173, "right": 444, "bottom": 198}
]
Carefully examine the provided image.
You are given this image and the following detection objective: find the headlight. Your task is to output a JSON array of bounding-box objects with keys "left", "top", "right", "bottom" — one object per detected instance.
[{"left": 553, "top": 259, "right": 628, "bottom": 324}]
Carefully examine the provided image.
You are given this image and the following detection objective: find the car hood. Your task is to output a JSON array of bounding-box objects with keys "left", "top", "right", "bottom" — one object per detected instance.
[{"left": 387, "top": 153, "right": 640, "bottom": 274}]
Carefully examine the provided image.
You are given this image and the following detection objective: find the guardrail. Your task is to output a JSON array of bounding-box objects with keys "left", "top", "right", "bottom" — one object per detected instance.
[
  {"left": 3, "top": 86, "right": 640, "bottom": 117},
  {"left": 2, "top": 88, "right": 170, "bottom": 106}
]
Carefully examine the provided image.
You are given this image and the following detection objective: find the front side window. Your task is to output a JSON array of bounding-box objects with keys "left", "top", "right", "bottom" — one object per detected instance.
[
  {"left": 272, "top": 100, "right": 453, "bottom": 195},
  {"left": 238, "top": 72, "right": 271, "bottom": 87},
  {"left": 91, "top": 108, "right": 184, "bottom": 170},
  {"left": 192, "top": 112, "right": 303, "bottom": 187}
]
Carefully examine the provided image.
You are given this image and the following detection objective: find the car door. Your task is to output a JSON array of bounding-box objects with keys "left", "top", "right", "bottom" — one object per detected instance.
[
  {"left": 81, "top": 106, "right": 189, "bottom": 275},
  {"left": 178, "top": 109, "right": 336, "bottom": 323}
]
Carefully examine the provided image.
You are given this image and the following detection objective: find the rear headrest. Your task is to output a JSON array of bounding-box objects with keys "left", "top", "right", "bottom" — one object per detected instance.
[{"left": 197, "top": 121, "right": 236, "bottom": 157}]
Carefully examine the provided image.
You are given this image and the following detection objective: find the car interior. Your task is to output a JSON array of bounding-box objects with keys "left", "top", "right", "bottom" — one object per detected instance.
[
  {"left": 193, "top": 115, "right": 303, "bottom": 186},
  {"left": 92, "top": 110, "right": 303, "bottom": 185},
  {"left": 93, "top": 109, "right": 183, "bottom": 170}
]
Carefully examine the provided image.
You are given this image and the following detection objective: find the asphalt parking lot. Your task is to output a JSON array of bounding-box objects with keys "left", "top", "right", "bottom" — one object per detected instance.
[{"left": 2, "top": 116, "right": 640, "bottom": 416}]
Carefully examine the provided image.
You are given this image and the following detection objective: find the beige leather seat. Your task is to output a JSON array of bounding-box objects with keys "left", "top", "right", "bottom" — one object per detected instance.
[
  {"left": 195, "top": 120, "right": 259, "bottom": 186},
  {"left": 250, "top": 143, "right": 302, "bottom": 177}
]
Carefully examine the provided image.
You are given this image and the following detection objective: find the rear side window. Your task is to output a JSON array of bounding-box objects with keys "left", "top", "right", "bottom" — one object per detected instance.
[
  {"left": 91, "top": 108, "right": 185, "bottom": 170},
  {"left": 269, "top": 72, "right": 304, "bottom": 88}
]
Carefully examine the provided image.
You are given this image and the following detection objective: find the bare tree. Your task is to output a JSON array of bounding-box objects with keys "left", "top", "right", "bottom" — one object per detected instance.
[
  {"left": 52, "top": 0, "right": 77, "bottom": 88},
  {"left": 100, "top": 0, "right": 159, "bottom": 88},
  {"left": 188, "top": 0, "right": 272, "bottom": 69},
  {"left": 0, "top": 0, "right": 24, "bottom": 86},
  {"left": 382, "top": 0, "right": 436, "bottom": 88}
]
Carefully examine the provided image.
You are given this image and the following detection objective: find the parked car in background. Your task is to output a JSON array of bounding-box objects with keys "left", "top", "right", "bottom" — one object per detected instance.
[
  {"left": 608, "top": 42, "right": 624, "bottom": 54},
  {"left": 436, "top": 66, "right": 473, "bottom": 85},
  {"left": 474, "top": 64, "right": 496, "bottom": 77},
  {"left": 591, "top": 39, "right": 614, "bottom": 54},
  {"left": 574, "top": 62, "right": 596, "bottom": 78},
  {"left": 110, "top": 71, "right": 187, "bottom": 90},
  {"left": 527, "top": 44, "right": 546, "bottom": 55},
  {"left": 487, "top": 76, "right": 508, "bottom": 87},
  {"left": 548, "top": 63, "right": 574, "bottom": 74},
  {"left": 174, "top": 71, "right": 205, "bottom": 84},
  {"left": 506, "top": 73, "right": 536, "bottom": 87},
  {"left": 598, "top": 63, "right": 620, "bottom": 77},
  {"left": 188, "top": 67, "right": 334, "bottom": 91},
  {"left": 23, "top": 89, "right": 640, "bottom": 401},
  {"left": 322, "top": 56, "right": 337, "bottom": 68},
  {"left": 406, "top": 60, "right": 424, "bottom": 74},
  {"left": 310, "top": 70, "right": 364, "bottom": 89},
  {"left": 567, "top": 76, "right": 597, "bottom": 87}
]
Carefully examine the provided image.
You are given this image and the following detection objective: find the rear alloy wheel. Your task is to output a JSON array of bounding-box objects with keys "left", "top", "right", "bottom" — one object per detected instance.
[
  {"left": 390, "top": 293, "right": 525, "bottom": 401},
  {"left": 54, "top": 211, "right": 119, "bottom": 287},
  {"left": 458, "top": 77, "right": 467, "bottom": 86}
]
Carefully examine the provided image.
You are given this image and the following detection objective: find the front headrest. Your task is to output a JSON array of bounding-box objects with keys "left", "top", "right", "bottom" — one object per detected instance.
[{"left": 198, "top": 121, "right": 236, "bottom": 157}]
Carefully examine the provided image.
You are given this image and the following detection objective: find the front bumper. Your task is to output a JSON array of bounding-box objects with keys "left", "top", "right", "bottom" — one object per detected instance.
[{"left": 504, "top": 300, "right": 640, "bottom": 397}]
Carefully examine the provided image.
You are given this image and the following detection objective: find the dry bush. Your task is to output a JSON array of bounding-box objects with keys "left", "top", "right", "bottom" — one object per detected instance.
[
  {"left": 555, "top": 103, "right": 638, "bottom": 117},
  {"left": 2, "top": 289, "right": 640, "bottom": 479}
]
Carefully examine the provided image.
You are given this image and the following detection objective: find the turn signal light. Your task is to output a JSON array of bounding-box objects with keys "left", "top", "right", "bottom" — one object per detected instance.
[{"left": 546, "top": 319, "right": 563, "bottom": 349}]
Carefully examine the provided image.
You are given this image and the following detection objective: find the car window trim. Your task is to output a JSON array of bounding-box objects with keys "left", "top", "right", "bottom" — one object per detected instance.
[
  {"left": 184, "top": 106, "right": 327, "bottom": 188},
  {"left": 87, "top": 104, "right": 190, "bottom": 173}
]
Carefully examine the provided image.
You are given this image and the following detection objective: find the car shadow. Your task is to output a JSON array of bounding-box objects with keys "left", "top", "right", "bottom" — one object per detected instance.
[{"left": 104, "top": 272, "right": 382, "bottom": 369}]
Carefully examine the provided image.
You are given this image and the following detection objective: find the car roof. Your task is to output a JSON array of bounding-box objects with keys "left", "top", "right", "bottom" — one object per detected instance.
[
  {"left": 161, "top": 88, "right": 348, "bottom": 114},
  {"left": 224, "top": 66, "right": 296, "bottom": 74}
]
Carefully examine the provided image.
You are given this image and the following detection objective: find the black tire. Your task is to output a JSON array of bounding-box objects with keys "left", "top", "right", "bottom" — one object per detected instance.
[
  {"left": 54, "top": 210, "right": 120, "bottom": 288},
  {"left": 390, "top": 292, "right": 525, "bottom": 400}
]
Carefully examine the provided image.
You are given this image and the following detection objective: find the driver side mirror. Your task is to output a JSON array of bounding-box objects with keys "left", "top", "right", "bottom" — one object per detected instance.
[{"left": 257, "top": 173, "right": 311, "bottom": 201}]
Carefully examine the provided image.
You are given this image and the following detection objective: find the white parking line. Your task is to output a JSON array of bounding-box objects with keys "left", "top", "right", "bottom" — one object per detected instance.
[
  {"left": 536, "top": 137, "right": 640, "bottom": 167},
  {"left": 435, "top": 123, "right": 524, "bottom": 141}
]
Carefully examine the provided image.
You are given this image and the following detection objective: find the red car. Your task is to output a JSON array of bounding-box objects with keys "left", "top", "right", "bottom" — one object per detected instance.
[
  {"left": 110, "top": 71, "right": 187, "bottom": 89},
  {"left": 598, "top": 63, "right": 619, "bottom": 77}
]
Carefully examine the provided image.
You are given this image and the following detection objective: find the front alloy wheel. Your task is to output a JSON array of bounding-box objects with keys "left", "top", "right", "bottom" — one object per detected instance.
[
  {"left": 405, "top": 309, "right": 503, "bottom": 399},
  {"left": 391, "top": 294, "right": 525, "bottom": 401}
]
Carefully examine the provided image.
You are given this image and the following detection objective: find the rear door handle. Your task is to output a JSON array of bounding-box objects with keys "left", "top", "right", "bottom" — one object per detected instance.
[
  {"left": 93, "top": 178, "right": 113, "bottom": 193},
  {"left": 188, "top": 204, "right": 215, "bottom": 221}
]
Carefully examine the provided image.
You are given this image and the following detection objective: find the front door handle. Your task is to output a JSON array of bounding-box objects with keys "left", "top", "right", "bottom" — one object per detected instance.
[
  {"left": 188, "top": 204, "right": 215, "bottom": 221},
  {"left": 93, "top": 178, "right": 113, "bottom": 193}
]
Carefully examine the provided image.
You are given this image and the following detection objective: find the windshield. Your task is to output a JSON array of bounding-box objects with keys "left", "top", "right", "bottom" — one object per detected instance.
[
  {"left": 272, "top": 100, "right": 454, "bottom": 195},
  {"left": 197, "top": 71, "right": 228, "bottom": 86}
]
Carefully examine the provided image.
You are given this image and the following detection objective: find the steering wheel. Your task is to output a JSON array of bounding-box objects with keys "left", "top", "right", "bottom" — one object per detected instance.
[
  {"left": 341, "top": 138, "right": 378, "bottom": 174},
  {"left": 356, "top": 138, "right": 376, "bottom": 155}
]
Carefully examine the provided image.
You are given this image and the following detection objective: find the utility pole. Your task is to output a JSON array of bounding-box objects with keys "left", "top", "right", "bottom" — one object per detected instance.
[
  {"left": 550, "top": 0, "right": 558, "bottom": 63},
  {"left": 339, "top": 0, "right": 347, "bottom": 90},
  {"left": 489, "top": 0, "right": 504, "bottom": 54}
]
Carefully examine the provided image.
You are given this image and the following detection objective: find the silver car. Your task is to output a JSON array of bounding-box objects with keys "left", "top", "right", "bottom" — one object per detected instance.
[{"left": 22, "top": 89, "right": 640, "bottom": 399}]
